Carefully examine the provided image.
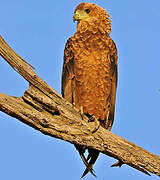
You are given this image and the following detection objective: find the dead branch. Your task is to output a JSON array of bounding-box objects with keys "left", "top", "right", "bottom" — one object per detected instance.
[{"left": 0, "top": 35, "right": 160, "bottom": 177}]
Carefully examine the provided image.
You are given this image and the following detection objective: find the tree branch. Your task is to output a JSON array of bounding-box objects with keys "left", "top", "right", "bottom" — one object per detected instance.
[{"left": 0, "top": 35, "right": 160, "bottom": 177}]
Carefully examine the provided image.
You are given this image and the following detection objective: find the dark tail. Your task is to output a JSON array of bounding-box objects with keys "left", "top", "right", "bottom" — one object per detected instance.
[
  {"left": 74, "top": 145, "right": 97, "bottom": 177},
  {"left": 81, "top": 149, "right": 99, "bottom": 178}
]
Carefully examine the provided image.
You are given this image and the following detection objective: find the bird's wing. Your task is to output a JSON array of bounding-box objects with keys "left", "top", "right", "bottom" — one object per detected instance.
[
  {"left": 62, "top": 37, "right": 96, "bottom": 176},
  {"left": 105, "top": 40, "right": 118, "bottom": 130},
  {"left": 61, "top": 38, "right": 75, "bottom": 103}
]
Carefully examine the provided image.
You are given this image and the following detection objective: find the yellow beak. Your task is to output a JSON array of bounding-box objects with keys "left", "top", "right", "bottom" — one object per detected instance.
[
  {"left": 73, "top": 10, "right": 90, "bottom": 22},
  {"left": 73, "top": 12, "right": 80, "bottom": 22}
]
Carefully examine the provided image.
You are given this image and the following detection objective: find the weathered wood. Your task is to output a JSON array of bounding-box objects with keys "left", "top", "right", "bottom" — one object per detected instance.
[{"left": 0, "top": 35, "right": 160, "bottom": 177}]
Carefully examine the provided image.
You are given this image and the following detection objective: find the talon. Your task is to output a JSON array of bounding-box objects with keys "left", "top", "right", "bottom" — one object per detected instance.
[
  {"left": 91, "top": 117, "right": 100, "bottom": 133},
  {"left": 88, "top": 116, "right": 95, "bottom": 122}
]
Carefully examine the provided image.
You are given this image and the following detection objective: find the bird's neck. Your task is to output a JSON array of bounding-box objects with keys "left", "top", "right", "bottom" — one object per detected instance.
[{"left": 76, "top": 19, "right": 111, "bottom": 35}]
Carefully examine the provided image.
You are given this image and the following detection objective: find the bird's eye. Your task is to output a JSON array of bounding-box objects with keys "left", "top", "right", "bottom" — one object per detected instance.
[{"left": 85, "top": 9, "right": 90, "bottom": 14}]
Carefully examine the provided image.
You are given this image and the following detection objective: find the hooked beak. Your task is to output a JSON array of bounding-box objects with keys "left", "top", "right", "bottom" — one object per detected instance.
[
  {"left": 73, "top": 10, "right": 90, "bottom": 23},
  {"left": 73, "top": 12, "right": 80, "bottom": 22}
]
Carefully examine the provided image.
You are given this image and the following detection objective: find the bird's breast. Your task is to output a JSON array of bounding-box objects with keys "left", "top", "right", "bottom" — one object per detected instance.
[{"left": 72, "top": 36, "right": 112, "bottom": 120}]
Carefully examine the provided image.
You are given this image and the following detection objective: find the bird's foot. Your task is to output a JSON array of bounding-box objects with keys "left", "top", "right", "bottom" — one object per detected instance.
[
  {"left": 79, "top": 107, "right": 100, "bottom": 133},
  {"left": 88, "top": 115, "right": 96, "bottom": 122},
  {"left": 88, "top": 116, "right": 100, "bottom": 134}
]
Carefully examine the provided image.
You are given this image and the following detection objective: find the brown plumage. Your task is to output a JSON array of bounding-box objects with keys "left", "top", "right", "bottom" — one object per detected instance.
[{"left": 61, "top": 2, "right": 118, "bottom": 177}]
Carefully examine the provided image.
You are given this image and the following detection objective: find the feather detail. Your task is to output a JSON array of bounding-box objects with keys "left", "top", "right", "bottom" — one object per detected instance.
[{"left": 62, "top": 2, "right": 118, "bottom": 178}]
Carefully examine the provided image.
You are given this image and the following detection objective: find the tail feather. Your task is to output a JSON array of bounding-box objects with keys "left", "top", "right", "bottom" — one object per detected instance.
[
  {"left": 81, "top": 150, "right": 99, "bottom": 178},
  {"left": 75, "top": 145, "right": 96, "bottom": 177},
  {"left": 86, "top": 153, "right": 92, "bottom": 161}
]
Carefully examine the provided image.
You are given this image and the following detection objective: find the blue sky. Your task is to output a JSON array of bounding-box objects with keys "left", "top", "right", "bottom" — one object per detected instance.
[{"left": 0, "top": 0, "right": 160, "bottom": 179}]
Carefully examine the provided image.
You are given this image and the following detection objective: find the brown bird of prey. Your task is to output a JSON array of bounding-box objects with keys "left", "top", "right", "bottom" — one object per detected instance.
[{"left": 61, "top": 2, "right": 118, "bottom": 178}]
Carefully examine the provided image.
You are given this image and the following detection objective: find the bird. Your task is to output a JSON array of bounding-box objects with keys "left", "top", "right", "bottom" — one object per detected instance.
[{"left": 61, "top": 2, "right": 118, "bottom": 178}]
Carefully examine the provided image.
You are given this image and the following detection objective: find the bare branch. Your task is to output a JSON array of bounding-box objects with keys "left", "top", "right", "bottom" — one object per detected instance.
[{"left": 0, "top": 35, "right": 160, "bottom": 177}]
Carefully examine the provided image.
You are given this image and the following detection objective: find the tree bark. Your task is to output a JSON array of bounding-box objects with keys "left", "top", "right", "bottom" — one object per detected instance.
[{"left": 0, "top": 35, "right": 160, "bottom": 177}]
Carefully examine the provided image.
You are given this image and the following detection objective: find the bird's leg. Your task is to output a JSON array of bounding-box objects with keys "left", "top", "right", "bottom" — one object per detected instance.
[
  {"left": 87, "top": 115, "right": 100, "bottom": 134},
  {"left": 80, "top": 107, "right": 95, "bottom": 122},
  {"left": 80, "top": 106, "right": 86, "bottom": 120}
]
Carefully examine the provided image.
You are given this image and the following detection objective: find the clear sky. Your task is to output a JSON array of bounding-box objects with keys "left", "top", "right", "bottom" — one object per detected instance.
[{"left": 0, "top": 0, "right": 160, "bottom": 180}]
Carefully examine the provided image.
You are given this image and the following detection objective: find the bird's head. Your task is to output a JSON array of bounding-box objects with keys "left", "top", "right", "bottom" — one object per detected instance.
[{"left": 73, "top": 3, "right": 111, "bottom": 34}]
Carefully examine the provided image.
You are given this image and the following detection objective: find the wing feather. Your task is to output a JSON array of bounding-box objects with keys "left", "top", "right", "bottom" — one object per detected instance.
[
  {"left": 62, "top": 38, "right": 75, "bottom": 104},
  {"left": 105, "top": 40, "right": 118, "bottom": 130}
]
